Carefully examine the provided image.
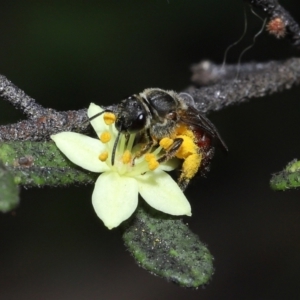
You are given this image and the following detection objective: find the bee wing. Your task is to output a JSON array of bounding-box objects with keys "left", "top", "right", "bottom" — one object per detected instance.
[{"left": 179, "top": 106, "right": 228, "bottom": 152}]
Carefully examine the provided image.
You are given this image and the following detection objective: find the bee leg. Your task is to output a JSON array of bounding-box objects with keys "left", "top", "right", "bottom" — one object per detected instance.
[
  {"left": 133, "top": 130, "right": 157, "bottom": 164},
  {"left": 178, "top": 152, "right": 203, "bottom": 191},
  {"left": 157, "top": 138, "right": 183, "bottom": 164},
  {"left": 136, "top": 141, "right": 155, "bottom": 156},
  {"left": 178, "top": 177, "right": 189, "bottom": 191},
  {"left": 178, "top": 164, "right": 193, "bottom": 192},
  {"left": 132, "top": 142, "right": 153, "bottom": 166}
]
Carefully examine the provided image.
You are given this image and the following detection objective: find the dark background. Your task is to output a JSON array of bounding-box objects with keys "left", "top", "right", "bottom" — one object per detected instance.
[{"left": 1, "top": 1, "right": 300, "bottom": 299}]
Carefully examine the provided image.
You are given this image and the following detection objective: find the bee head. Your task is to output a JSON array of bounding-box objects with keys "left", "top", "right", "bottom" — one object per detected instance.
[{"left": 115, "top": 95, "right": 148, "bottom": 133}]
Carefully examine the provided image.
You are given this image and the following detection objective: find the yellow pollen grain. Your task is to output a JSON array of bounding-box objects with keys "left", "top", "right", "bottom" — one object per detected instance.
[
  {"left": 148, "top": 158, "right": 159, "bottom": 171},
  {"left": 159, "top": 137, "right": 174, "bottom": 150},
  {"left": 176, "top": 135, "right": 197, "bottom": 159},
  {"left": 99, "top": 131, "right": 111, "bottom": 143},
  {"left": 122, "top": 150, "right": 132, "bottom": 164},
  {"left": 144, "top": 153, "right": 155, "bottom": 162},
  {"left": 99, "top": 151, "right": 108, "bottom": 162},
  {"left": 174, "top": 125, "right": 194, "bottom": 139},
  {"left": 182, "top": 153, "right": 202, "bottom": 179},
  {"left": 103, "top": 112, "right": 116, "bottom": 125}
]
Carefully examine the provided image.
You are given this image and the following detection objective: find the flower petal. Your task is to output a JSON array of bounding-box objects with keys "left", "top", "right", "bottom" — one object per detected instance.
[
  {"left": 92, "top": 172, "right": 139, "bottom": 229},
  {"left": 159, "top": 158, "right": 180, "bottom": 171},
  {"left": 136, "top": 171, "right": 191, "bottom": 216},
  {"left": 88, "top": 103, "right": 118, "bottom": 137},
  {"left": 51, "top": 132, "right": 109, "bottom": 172},
  {"left": 87, "top": 103, "right": 107, "bottom": 135}
]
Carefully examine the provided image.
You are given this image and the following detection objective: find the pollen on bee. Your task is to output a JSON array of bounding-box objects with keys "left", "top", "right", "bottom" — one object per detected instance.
[
  {"left": 159, "top": 137, "right": 174, "bottom": 150},
  {"left": 122, "top": 150, "right": 132, "bottom": 164},
  {"left": 99, "top": 151, "right": 108, "bottom": 162},
  {"left": 176, "top": 135, "right": 197, "bottom": 159},
  {"left": 175, "top": 125, "right": 194, "bottom": 139},
  {"left": 181, "top": 153, "right": 202, "bottom": 180},
  {"left": 100, "top": 131, "right": 111, "bottom": 143},
  {"left": 103, "top": 112, "right": 116, "bottom": 125}
]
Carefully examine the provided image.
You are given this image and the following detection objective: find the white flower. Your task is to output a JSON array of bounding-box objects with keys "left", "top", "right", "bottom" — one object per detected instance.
[{"left": 51, "top": 103, "right": 191, "bottom": 229}]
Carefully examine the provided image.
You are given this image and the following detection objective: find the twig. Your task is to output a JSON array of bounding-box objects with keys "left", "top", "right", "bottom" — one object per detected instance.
[
  {"left": 246, "top": 0, "right": 300, "bottom": 47},
  {"left": 1, "top": 58, "right": 300, "bottom": 139},
  {"left": 0, "top": 74, "right": 48, "bottom": 119},
  {"left": 186, "top": 57, "right": 300, "bottom": 113},
  {"left": 190, "top": 60, "right": 274, "bottom": 86},
  {"left": 0, "top": 74, "right": 89, "bottom": 141}
]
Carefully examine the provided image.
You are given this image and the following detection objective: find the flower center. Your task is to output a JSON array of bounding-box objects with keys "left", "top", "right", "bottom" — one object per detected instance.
[{"left": 98, "top": 112, "right": 165, "bottom": 176}]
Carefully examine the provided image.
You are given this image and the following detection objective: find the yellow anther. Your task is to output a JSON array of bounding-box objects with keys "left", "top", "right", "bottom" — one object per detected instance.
[
  {"left": 103, "top": 112, "right": 116, "bottom": 125},
  {"left": 122, "top": 150, "right": 132, "bottom": 164},
  {"left": 144, "top": 153, "right": 155, "bottom": 162},
  {"left": 175, "top": 135, "right": 197, "bottom": 159},
  {"left": 159, "top": 137, "right": 174, "bottom": 150},
  {"left": 99, "top": 151, "right": 108, "bottom": 162},
  {"left": 99, "top": 131, "right": 111, "bottom": 143},
  {"left": 181, "top": 153, "right": 202, "bottom": 179},
  {"left": 148, "top": 158, "right": 159, "bottom": 171}
]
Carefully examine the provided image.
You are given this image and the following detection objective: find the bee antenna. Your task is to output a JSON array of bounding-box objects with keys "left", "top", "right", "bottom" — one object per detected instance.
[
  {"left": 88, "top": 110, "right": 109, "bottom": 122},
  {"left": 81, "top": 110, "right": 105, "bottom": 126},
  {"left": 83, "top": 105, "right": 116, "bottom": 125},
  {"left": 111, "top": 130, "right": 122, "bottom": 166}
]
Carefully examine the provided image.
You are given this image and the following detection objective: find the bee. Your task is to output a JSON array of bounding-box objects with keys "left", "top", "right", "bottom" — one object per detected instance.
[{"left": 90, "top": 88, "right": 227, "bottom": 190}]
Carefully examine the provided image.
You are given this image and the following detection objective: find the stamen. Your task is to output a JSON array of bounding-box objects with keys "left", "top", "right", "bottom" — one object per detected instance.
[
  {"left": 128, "top": 149, "right": 160, "bottom": 176},
  {"left": 100, "top": 131, "right": 111, "bottom": 143},
  {"left": 126, "top": 133, "right": 136, "bottom": 152},
  {"left": 103, "top": 112, "right": 116, "bottom": 125},
  {"left": 99, "top": 151, "right": 108, "bottom": 162},
  {"left": 118, "top": 134, "right": 126, "bottom": 154},
  {"left": 122, "top": 150, "right": 132, "bottom": 164},
  {"left": 148, "top": 158, "right": 159, "bottom": 171},
  {"left": 144, "top": 153, "right": 155, "bottom": 162},
  {"left": 151, "top": 145, "right": 163, "bottom": 156},
  {"left": 144, "top": 153, "right": 160, "bottom": 171}
]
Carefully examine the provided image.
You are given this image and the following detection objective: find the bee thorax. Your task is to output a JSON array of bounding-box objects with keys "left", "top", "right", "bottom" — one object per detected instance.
[{"left": 149, "top": 120, "right": 177, "bottom": 139}]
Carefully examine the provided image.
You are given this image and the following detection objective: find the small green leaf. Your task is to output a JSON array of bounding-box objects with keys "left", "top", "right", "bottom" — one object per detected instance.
[
  {"left": 0, "top": 141, "right": 97, "bottom": 187},
  {"left": 271, "top": 159, "right": 300, "bottom": 191},
  {"left": 0, "top": 161, "right": 19, "bottom": 212},
  {"left": 122, "top": 204, "right": 214, "bottom": 288}
]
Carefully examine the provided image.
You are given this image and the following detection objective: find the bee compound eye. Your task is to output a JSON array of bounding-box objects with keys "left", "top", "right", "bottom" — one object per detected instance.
[{"left": 128, "top": 113, "right": 146, "bottom": 133}]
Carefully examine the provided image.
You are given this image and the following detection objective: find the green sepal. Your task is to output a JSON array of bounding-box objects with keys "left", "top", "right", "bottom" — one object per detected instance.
[
  {"left": 0, "top": 161, "right": 19, "bottom": 212},
  {"left": 122, "top": 204, "right": 214, "bottom": 288},
  {"left": 0, "top": 141, "right": 97, "bottom": 187}
]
